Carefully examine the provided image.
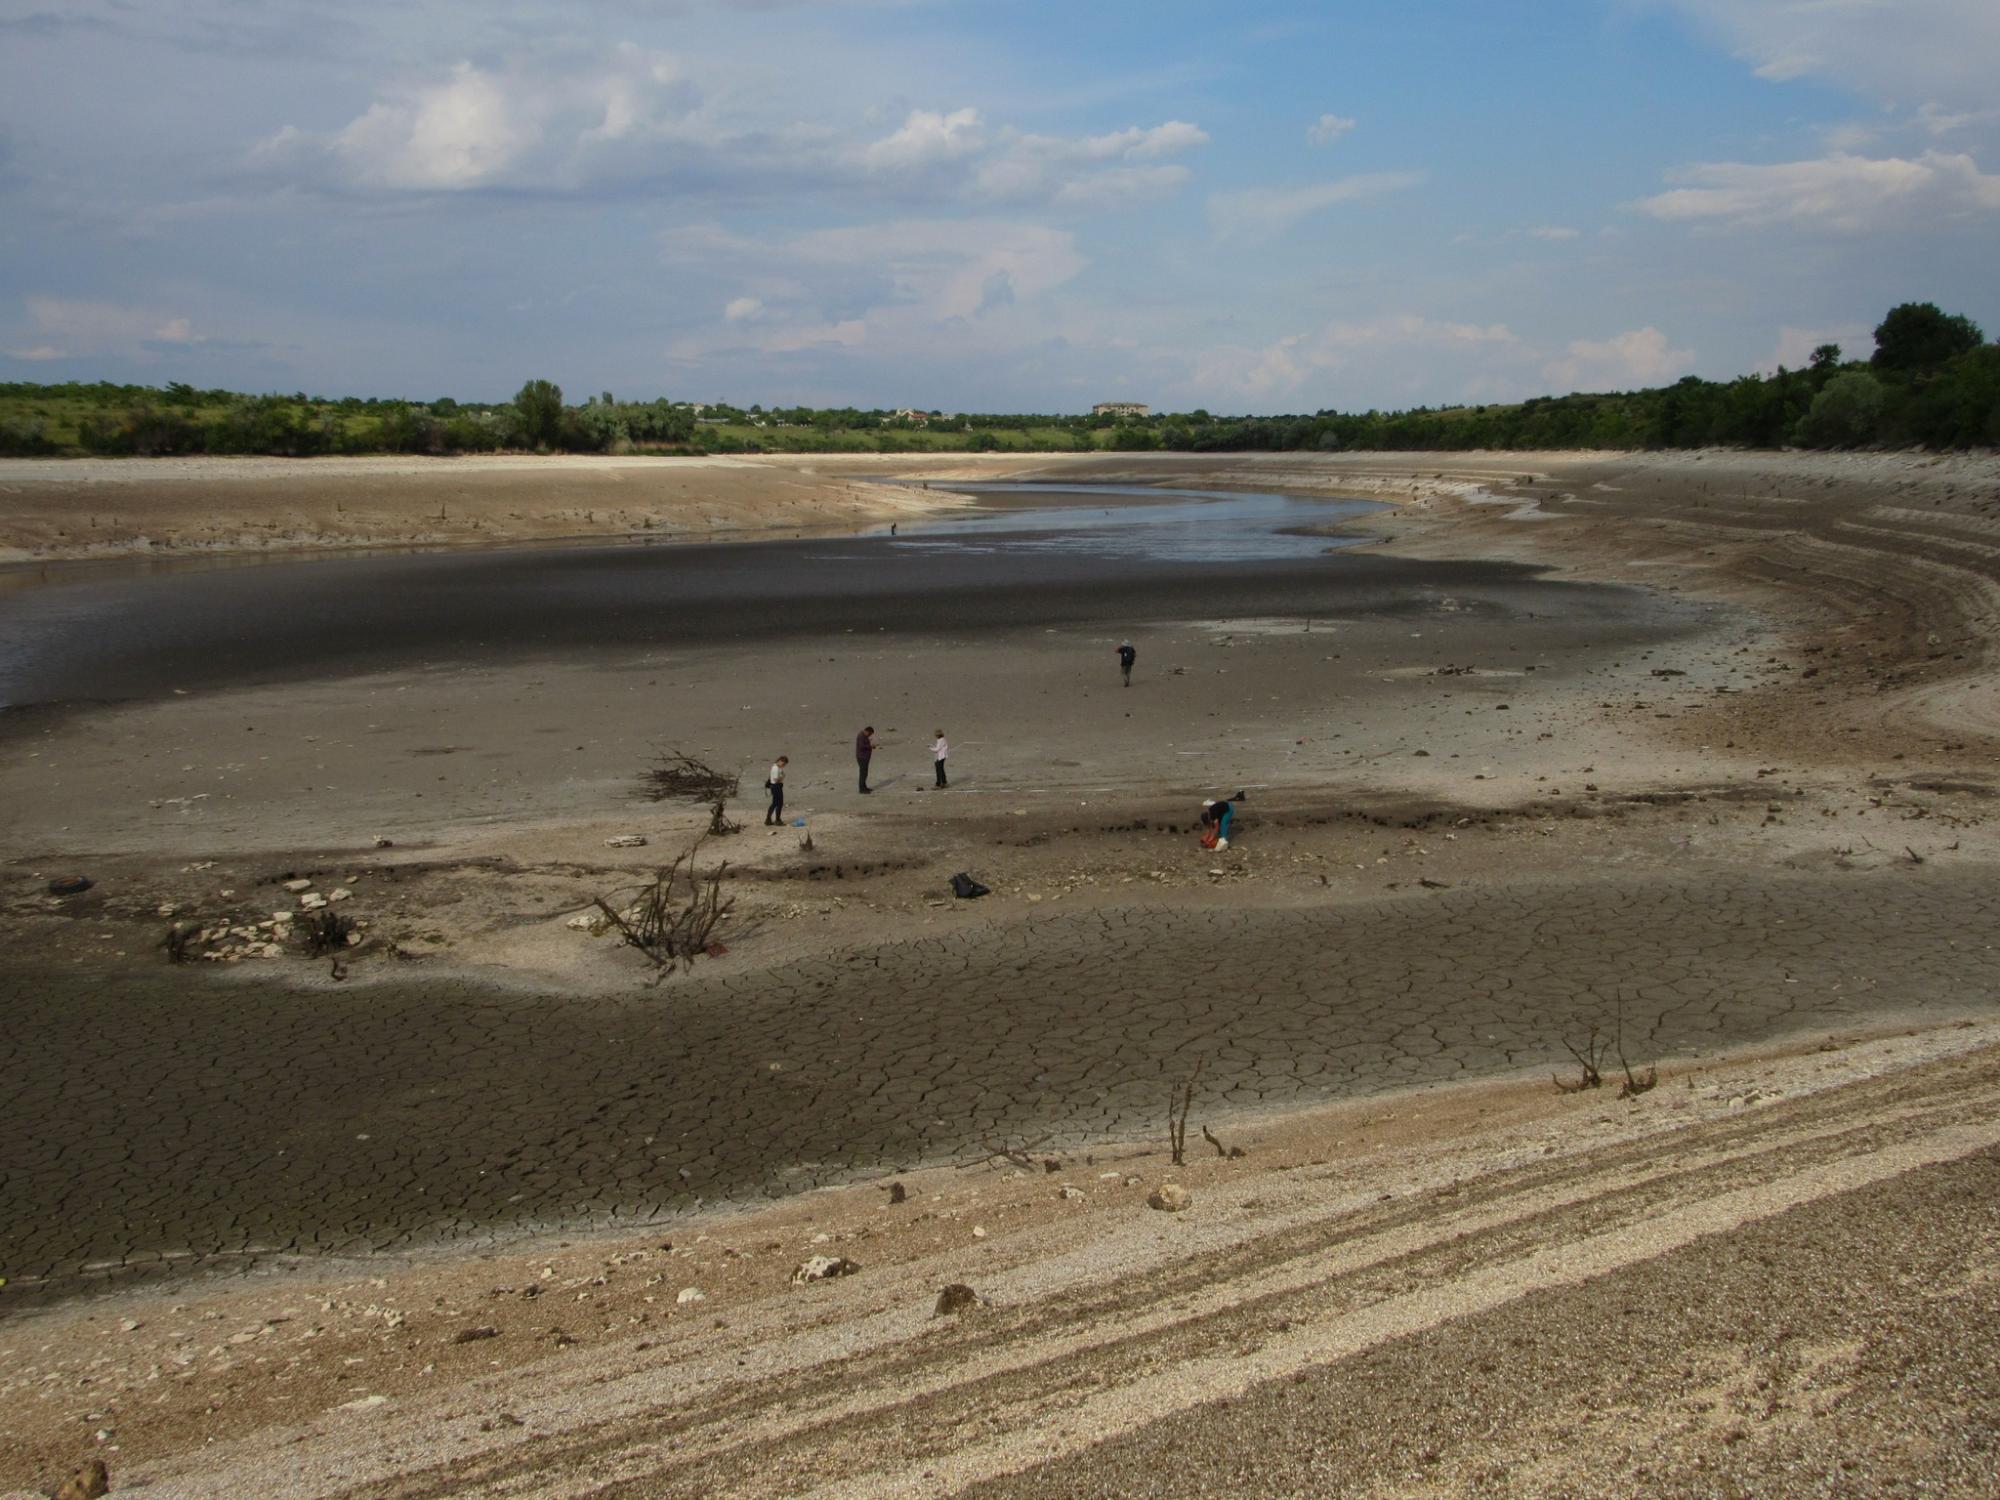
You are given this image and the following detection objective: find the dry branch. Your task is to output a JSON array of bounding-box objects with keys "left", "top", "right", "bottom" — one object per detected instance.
[
  {"left": 593, "top": 838, "right": 735, "bottom": 980},
  {"left": 643, "top": 748, "right": 740, "bottom": 804},
  {"left": 1168, "top": 1059, "right": 1206, "bottom": 1166}
]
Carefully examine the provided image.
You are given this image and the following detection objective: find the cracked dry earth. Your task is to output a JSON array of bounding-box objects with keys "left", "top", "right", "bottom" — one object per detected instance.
[
  {"left": 6, "top": 1027, "right": 1996, "bottom": 1499},
  {"left": 5, "top": 869, "right": 1997, "bottom": 1305}
]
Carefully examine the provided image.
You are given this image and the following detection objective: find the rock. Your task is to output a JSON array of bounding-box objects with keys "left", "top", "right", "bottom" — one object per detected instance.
[
  {"left": 53, "top": 1461, "right": 109, "bottom": 1500},
  {"left": 282, "top": 878, "right": 313, "bottom": 892},
  {"left": 373, "top": 836, "right": 394, "bottom": 848},
  {"left": 1148, "top": 1183, "right": 1193, "bottom": 1212},
  {"left": 299, "top": 892, "right": 328, "bottom": 910},
  {"left": 792, "top": 1255, "right": 861, "bottom": 1284},
  {"left": 339, "top": 1393, "right": 388, "bottom": 1412},
  {"left": 675, "top": 1287, "right": 705, "bottom": 1305},
  {"left": 451, "top": 1325, "right": 500, "bottom": 1344},
  {"left": 327, "top": 887, "right": 352, "bottom": 902},
  {"left": 1057, "top": 1186, "right": 1087, "bottom": 1202},
  {"left": 934, "top": 1284, "right": 981, "bottom": 1317}
]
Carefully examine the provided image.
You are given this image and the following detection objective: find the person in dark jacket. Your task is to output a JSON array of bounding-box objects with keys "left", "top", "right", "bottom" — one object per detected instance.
[
  {"left": 1117, "top": 641, "right": 1137, "bottom": 687},
  {"left": 855, "top": 726, "right": 876, "bottom": 794}
]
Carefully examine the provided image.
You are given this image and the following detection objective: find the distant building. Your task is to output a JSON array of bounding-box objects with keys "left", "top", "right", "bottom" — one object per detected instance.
[
  {"left": 1093, "top": 402, "right": 1150, "bottom": 418},
  {"left": 891, "top": 408, "right": 942, "bottom": 425}
]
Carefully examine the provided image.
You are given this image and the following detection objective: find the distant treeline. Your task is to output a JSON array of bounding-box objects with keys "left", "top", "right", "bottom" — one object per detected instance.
[{"left": 2, "top": 302, "right": 1992, "bottom": 460}]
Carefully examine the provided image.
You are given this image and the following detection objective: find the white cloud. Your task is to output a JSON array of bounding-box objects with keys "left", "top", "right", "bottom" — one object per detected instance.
[
  {"left": 1637, "top": 149, "right": 2000, "bottom": 230},
  {"left": 254, "top": 53, "right": 1203, "bottom": 213},
  {"left": 331, "top": 61, "right": 539, "bottom": 190},
  {"left": 723, "top": 296, "right": 767, "bottom": 321},
  {"left": 1657, "top": 1, "right": 2000, "bottom": 111},
  {"left": 1544, "top": 327, "right": 1694, "bottom": 391},
  {"left": 1524, "top": 224, "right": 1581, "bottom": 241},
  {"left": 1306, "top": 114, "right": 1356, "bottom": 147},
  {"left": 1207, "top": 172, "right": 1424, "bottom": 240},
  {"left": 968, "top": 120, "right": 1208, "bottom": 206},
  {"left": 662, "top": 218, "right": 1087, "bottom": 364},
  {"left": 862, "top": 107, "right": 984, "bottom": 171},
  {"left": 1916, "top": 102, "right": 2000, "bottom": 137},
  {"left": 1189, "top": 315, "right": 1524, "bottom": 401},
  {"left": 8, "top": 295, "right": 204, "bottom": 359}
]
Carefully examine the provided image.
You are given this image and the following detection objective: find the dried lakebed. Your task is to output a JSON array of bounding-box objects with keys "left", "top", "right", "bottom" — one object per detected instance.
[{"left": 5, "top": 867, "right": 1996, "bottom": 1306}]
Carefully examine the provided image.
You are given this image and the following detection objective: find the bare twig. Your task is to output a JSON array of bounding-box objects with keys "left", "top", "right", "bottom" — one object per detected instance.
[
  {"left": 967, "top": 1135, "right": 1052, "bottom": 1172},
  {"left": 1201, "top": 1124, "right": 1247, "bottom": 1160},
  {"left": 1552, "top": 1025, "right": 1606, "bottom": 1093},
  {"left": 1169, "top": 1059, "right": 1206, "bottom": 1166},
  {"left": 1613, "top": 1001, "right": 1658, "bottom": 1097}
]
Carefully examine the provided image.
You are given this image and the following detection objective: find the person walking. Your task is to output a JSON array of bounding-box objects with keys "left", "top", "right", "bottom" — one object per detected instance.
[
  {"left": 1117, "top": 640, "right": 1137, "bottom": 687},
  {"left": 931, "top": 729, "right": 949, "bottom": 788},
  {"left": 764, "top": 756, "right": 788, "bottom": 825},
  {"left": 855, "top": 726, "right": 876, "bottom": 794}
]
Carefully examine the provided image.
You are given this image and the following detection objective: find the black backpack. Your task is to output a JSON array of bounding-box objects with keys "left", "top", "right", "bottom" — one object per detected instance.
[{"left": 949, "top": 872, "right": 991, "bottom": 899}]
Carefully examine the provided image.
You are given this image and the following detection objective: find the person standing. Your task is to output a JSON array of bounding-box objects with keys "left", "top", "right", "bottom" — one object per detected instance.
[
  {"left": 855, "top": 726, "right": 876, "bottom": 794},
  {"left": 1117, "top": 640, "right": 1137, "bottom": 687},
  {"left": 932, "top": 729, "right": 949, "bottom": 788},
  {"left": 764, "top": 756, "right": 788, "bottom": 825}
]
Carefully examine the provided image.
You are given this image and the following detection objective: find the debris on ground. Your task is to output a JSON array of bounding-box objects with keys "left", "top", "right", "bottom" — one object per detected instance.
[
  {"left": 1148, "top": 1183, "right": 1193, "bottom": 1212},
  {"left": 934, "top": 1284, "right": 981, "bottom": 1316},
  {"left": 949, "top": 872, "right": 991, "bottom": 899},
  {"left": 53, "top": 1460, "right": 109, "bottom": 1500},
  {"left": 605, "top": 835, "right": 649, "bottom": 849},
  {"left": 643, "top": 749, "right": 739, "bottom": 803},
  {"left": 792, "top": 1255, "right": 861, "bottom": 1284}
]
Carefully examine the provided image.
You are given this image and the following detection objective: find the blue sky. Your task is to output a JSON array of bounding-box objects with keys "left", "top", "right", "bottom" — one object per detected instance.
[{"left": 1, "top": 0, "right": 1995, "bottom": 413}]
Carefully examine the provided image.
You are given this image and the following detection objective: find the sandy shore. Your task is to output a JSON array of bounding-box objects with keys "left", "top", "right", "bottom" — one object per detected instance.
[
  {"left": 5, "top": 448, "right": 2000, "bottom": 1496},
  {"left": 0, "top": 453, "right": 1067, "bottom": 563}
]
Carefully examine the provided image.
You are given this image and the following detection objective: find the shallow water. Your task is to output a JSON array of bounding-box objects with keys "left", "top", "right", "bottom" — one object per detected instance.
[
  {"left": 0, "top": 484, "right": 1388, "bottom": 711},
  {"left": 894, "top": 483, "right": 1380, "bottom": 563}
]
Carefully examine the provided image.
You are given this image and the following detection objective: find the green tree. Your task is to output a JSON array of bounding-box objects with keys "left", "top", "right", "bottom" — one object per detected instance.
[
  {"left": 1809, "top": 343, "right": 1842, "bottom": 372},
  {"left": 514, "top": 379, "right": 563, "bottom": 449},
  {"left": 1872, "top": 303, "right": 1984, "bottom": 373},
  {"left": 1794, "top": 371, "right": 1886, "bottom": 448}
]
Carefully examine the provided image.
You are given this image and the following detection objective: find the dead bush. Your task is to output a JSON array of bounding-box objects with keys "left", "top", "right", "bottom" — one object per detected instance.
[
  {"left": 1555, "top": 1000, "right": 1657, "bottom": 1097},
  {"left": 299, "top": 907, "right": 356, "bottom": 957},
  {"left": 594, "top": 839, "right": 734, "bottom": 979},
  {"left": 643, "top": 748, "right": 739, "bottom": 803}
]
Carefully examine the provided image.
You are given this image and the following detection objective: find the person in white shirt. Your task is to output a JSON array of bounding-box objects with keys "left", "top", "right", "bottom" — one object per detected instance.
[
  {"left": 764, "top": 756, "right": 788, "bottom": 825},
  {"left": 932, "top": 730, "right": 949, "bottom": 789}
]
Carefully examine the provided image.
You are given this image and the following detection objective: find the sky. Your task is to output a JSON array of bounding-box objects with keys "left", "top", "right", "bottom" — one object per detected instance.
[{"left": 0, "top": 0, "right": 1995, "bottom": 414}]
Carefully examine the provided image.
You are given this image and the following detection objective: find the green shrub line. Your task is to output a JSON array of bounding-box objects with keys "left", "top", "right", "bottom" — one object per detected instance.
[{"left": 3, "top": 303, "right": 1994, "bottom": 460}]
